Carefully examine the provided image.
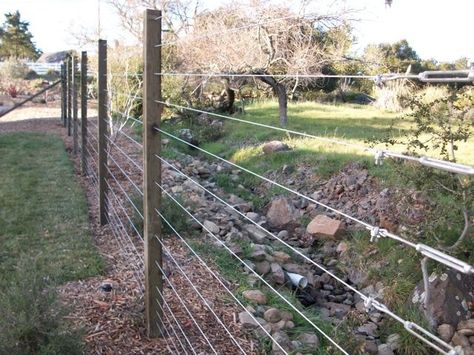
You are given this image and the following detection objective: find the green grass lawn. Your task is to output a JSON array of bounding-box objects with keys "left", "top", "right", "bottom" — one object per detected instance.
[{"left": 0, "top": 132, "right": 103, "bottom": 354}]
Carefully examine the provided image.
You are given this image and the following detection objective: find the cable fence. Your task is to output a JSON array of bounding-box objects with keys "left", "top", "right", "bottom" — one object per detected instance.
[{"left": 58, "top": 7, "right": 474, "bottom": 355}]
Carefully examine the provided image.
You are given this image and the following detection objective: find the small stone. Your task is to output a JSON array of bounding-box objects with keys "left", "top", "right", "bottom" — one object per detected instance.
[
  {"left": 364, "top": 340, "right": 379, "bottom": 354},
  {"left": 280, "top": 310, "right": 293, "bottom": 321},
  {"left": 251, "top": 249, "right": 267, "bottom": 262},
  {"left": 264, "top": 308, "right": 282, "bottom": 323},
  {"left": 336, "top": 241, "right": 348, "bottom": 254},
  {"left": 272, "top": 330, "right": 292, "bottom": 353},
  {"left": 238, "top": 311, "right": 266, "bottom": 329},
  {"left": 203, "top": 220, "right": 220, "bottom": 234},
  {"left": 245, "top": 224, "right": 268, "bottom": 244},
  {"left": 452, "top": 332, "right": 470, "bottom": 347},
  {"left": 357, "top": 322, "right": 378, "bottom": 337},
  {"left": 285, "top": 320, "right": 295, "bottom": 329},
  {"left": 458, "top": 319, "right": 474, "bottom": 331},
  {"left": 377, "top": 344, "right": 394, "bottom": 355},
  {"left": 242, "top": 290, "right": 267, "bottom": 304},
  {"left": 271, "top": 263, "right": 286, "bottom": 284},
  {"left": 246, "top": 212, "right": 260, "bottom": 222},
  {"left": 306, "top": 215, "right": 344, "bottom": 239},
  {"left": 469, "top": 335, "right": 474, "bottom": 343},
  {"left": 266, "top": 197, "right": 296, "bottom": 228},
  {"left": 297, "top": 333, "right": 320, "bottom": 349},
  {"left": 272, "top": 251, "right": 291, "bottom": 264},
  {"left": 271, "top": 320, "right": 287, "bottom": 332},
  {"left": 437, "top": 324, "right": 455, "bottom": 342},
  {"left": 386, "top": 333, "right": 400, "bottom": 351},
  {"left": 277, "top": 230, "right": 289, "bottom": 239},
  {"left": 263, "top": 141, "right": 290, "bottom": 154},
  {"left": 255, "top": 261, "right": 271, "bottom": 275}
]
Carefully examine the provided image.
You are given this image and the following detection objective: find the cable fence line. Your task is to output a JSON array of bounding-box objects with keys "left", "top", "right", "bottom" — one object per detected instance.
[{"left": 55, "top": 7, "right": 473, "bottom": 355}]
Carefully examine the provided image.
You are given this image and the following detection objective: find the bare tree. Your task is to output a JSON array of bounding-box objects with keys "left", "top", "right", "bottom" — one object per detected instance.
[{"left": 177, "top": 2, "right": 353, "bottom": 126}]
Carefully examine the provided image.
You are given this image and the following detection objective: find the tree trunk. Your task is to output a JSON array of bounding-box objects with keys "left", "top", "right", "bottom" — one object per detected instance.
[{"left": 254, "top": 71, "right": 288, "bottom": 127}]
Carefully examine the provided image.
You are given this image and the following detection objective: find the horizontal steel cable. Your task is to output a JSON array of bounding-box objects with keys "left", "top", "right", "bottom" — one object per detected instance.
[
  {"left": 156, "top": 128, "right": 474, "bottom": 275},
  {"left": 107, "top": 148, "right": 143, "bottom": 196},
  {"left": 153, "top": 309, "right": 182, "bottom": 355},
  {"left": 154, "top": 290, "right": 196, "bottom": 355},
  {"left": 110, "top": 110, "right": 144, "bottom": 127},
  {"left": 153, "top": 258, "right": 219, "bottom": 354},
  {"left": 155, "top": 100, "right": 474, "bottom": 176},
  {"left": 107, "top": 136, "right": 144, "bottom": 173},
  {"left": 156, "top": 211, "right": 287, "bottom": 354},
  {"left": 116, "top": 128, "right": 143, "bottom": 148},
  {"left": 105, "top": 179, "right": 144, "bottom": 244},
  {"left": 155, "top": 155, "right": 459, "bottom": 354},
  {"left": 105, "top": 165, "right": 144, "bottom": 220},
  {"left": 157, "top": 244, "right": 248, "bottom": 355},
  {"left": 154, "top": 181, "right": 349, "bottom": 354}
]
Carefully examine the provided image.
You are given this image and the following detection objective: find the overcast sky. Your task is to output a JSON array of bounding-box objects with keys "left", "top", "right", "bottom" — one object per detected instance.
[{"left": 0, "top": 0, "right": 472, "bottom": 62}]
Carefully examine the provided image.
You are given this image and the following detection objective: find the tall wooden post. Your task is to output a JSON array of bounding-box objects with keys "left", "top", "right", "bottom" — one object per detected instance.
[
  {"left": 143, "top": 9, "right": 162, "bottom": 338},
  {"left": 67, "top": 55, "right": 72, "bottom": 136},
  {"left": 72, "top": 55, "right": 79, "bottom": 154},
  {"left": 98, "top": 40, "right": 108, "bottom": 225},
  {"left": 61, "top": 63, "right": 66, "bottom": 125},
  {"left": 81, "top": 51, "right": 88, "bottom": 175}
]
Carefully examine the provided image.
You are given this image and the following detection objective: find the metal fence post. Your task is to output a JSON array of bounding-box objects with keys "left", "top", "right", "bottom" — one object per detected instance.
[
  {"left": 98, "top": 40, "right": 108, "bottom": 225},
  {"left": 143, "top": 8, "right": 162, "bottom": 338},
  {"left": 67, "top": 55, "right": 72, "bottom": 136},
  {"left": 72, "top": 55, "right": 79, "bottom": 154},
  {"left": 81, "top": 51, "right": 88, "bottom": 175}
]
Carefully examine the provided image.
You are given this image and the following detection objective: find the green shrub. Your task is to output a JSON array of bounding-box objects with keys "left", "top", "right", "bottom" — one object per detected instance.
[
  {"left": 0, "top": 259, "right": 83, "bottom": 355},
  {"left": 0, "top": 57, "right": 30, "bottom": 79}
]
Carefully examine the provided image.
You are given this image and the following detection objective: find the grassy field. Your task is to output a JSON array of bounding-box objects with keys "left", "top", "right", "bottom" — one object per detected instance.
[{"left": 0, "top": 132, "right": 103, "bottom": 353}]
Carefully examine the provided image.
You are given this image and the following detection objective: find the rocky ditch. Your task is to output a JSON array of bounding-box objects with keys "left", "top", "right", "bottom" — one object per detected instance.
[{"left": 161, "top": 141, "right": 474, "bottom": 354}]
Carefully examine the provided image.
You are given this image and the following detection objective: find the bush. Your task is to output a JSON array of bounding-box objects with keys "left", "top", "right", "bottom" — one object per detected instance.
[
  {"left": 0, "top": 259, "right": 83, "bottom": 355},
  {"left": 0, "top": 58, "right": 30, "bottom": 79}
]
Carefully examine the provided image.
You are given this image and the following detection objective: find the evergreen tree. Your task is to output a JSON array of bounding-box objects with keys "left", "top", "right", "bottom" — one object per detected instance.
[{"left": 0, "top": 11, "right": 41, "bottom": 60}]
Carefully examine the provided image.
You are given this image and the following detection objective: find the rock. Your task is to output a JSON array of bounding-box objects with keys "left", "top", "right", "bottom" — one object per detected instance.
[
  {"left": 271, "top": 320, "right": 287, "bottom": 333},
  {"left": 203, "top": 220, "right": 220, "bottom": 234},
  {"left": 100, "top": 283, "right": 112, "bottom": 292},
  {"left": 246, "top": 212, "right": 260, "bottom": 222},
  {"left": 238, "top": 311, "right": 266, "bottom": 329},
  {"left": 282, "top": 263, "right": 307, "bottom": 275},
  {"left": 242, "top": 290, "right": 267, "bottom": 304},
  {"left": 177, "top": 128, "right": 198, "bottom": 146},
  {"left": 272, "top": 251, "right": 291, "bottom": 264},
  {"left": 357, "top": 322, "right": 378, "bottom": 337},
  {"left": 412, "top": 270, "right": 474, "bottom": 327},
  {"left": 245, "top": 224, "right": 268, "bottom": 244},
  {"left": 297, "top": 333, "right": 319, "bottom": 349},
  {"left": 452, "top": 332, "right": 470, "bottom": 347},
  {"left": 250, "top": 249, "right": 267, "bottom": 262},
  {"left": 336, "top": 241, "right": 348, "bottom": 254},
  {"left": 255, "top": 261, "right": 271, "bottom": 275},
  {"left": 458, "top": 319, "right": 474, "bottom": 331},
  {"left": 271, "top": 263, "right": 286, "bottom": 284},
  {"left": 264, "top": 308, "right": 282, "bottom": 323},
  {"left": 363, "top": 339, "right": 379, "bottom": 354},
  {"left": 280, "top": 310, "right": 293, "bottom": 322},
  {"left": 263, "top": 141, "right": 290, "bottom": 154},
  {"left": 306, "top": 215, "right": 344, "bottom": 239},
  {"left": 326, "top": 302, "right": 351, "bottom": 319},
  {"left": 266, "top": 197, "right": 296, "bottom": 228},
  {"left": 386, "top": 333, "right": 400, "bottom": 351},
  {"left": 272, "top": 330, "right": 292, "bottom": 353},
  {"left": 377, "top": 344, "right": 394, "bottom": 355},
  {"left": 277, "top": 230, "right": 289, "bottom": 239},
  {"left": 438, "top": 323, "right": 455, "bottom": 342}
]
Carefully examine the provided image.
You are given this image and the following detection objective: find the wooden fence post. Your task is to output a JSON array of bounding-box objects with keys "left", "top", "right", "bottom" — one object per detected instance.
[
  {"left": 143, "top": 8, "right": 162, "bottom": 338},
  {"left": 67, "top": 55, "right": 72, "bottom": 136},
  {"left": 61, "top": 63, "right": 66, "bottom": 125},
  {"left": 81, "top": 51, "right": 88, "bottom": 175},
  {"left": 98, "top": 40, "right": 108, "bottom": 226},
  {"left": 72, "top": 55, "right": 79, "bottom": 155}
]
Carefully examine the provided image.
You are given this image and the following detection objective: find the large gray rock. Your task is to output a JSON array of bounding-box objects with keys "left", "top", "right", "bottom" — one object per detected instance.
[
  {"left": 297, "top": 332, "right": 320, "bottom": 349},
  {"left": 238, "top": 311, "right": 267, "bottom": 329},
  {"left": 263, "top": 308, "right": 282, "bottom": 323},
  {"left": 271, "top": 262, "right": 285, "bottom": 284},
  {"left": 438, "top": 323, "right": 455, "bottom": 342},
  {"left": 412, "top": 270, "right": 474, "bottom": 327},
  {"left": 272, "top": 330, "right": 292, "bottom": 353},
  {"left": 266, "top": 197, "right": 296, "bottom": 228},
  {"left": 203, "top": 220, "right": 220, "bottom": 234}
]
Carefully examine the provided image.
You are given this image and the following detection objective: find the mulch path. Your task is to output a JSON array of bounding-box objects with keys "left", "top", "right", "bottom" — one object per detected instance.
[{"left": 0, "top": 107, "right": 255, "bottom": 354}]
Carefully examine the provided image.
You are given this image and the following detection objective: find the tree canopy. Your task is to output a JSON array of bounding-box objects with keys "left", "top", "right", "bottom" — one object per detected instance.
[{"left": 0, "top": 11, "right": 41, "bottom": 60}]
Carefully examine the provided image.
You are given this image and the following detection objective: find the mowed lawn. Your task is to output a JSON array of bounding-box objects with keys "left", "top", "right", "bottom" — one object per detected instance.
[
  {"left": 0, "top": 132, "right": 103, "bottom": 283},
  {"left": 200, "top": 101, "right": 473, "bottom": 178}
]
